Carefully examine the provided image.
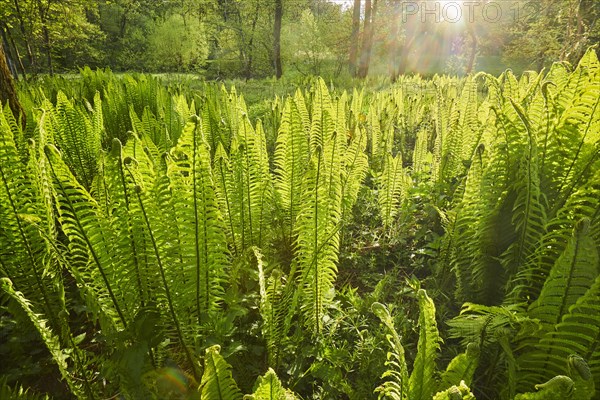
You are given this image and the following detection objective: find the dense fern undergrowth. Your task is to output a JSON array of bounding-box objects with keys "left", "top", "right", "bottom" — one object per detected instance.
[{"left": 1, "top": 50, "right": 599, "bottom": 399}]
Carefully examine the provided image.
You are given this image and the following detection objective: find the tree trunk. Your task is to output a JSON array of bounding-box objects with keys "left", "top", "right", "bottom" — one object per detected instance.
[
  {"left": 466, "top": 24, "right": 478, "bottom": 74},
  {"left": 244, "top": 2, "right": 261, "bottom": 80},
  {"left": 0, "top": 41, "right": 25, "bottom": 128},
  {"left": 273, "top": 0, "right": 283, "bottom": 79},
  {"left": 358, "top": 0, "right": 377, "bottom": 78},
  {"left": 0, "top": 28, "right": 18, "bottom": 78},
  {"left": 3, "top": 26, "right": 27, "bottom": 79},
  {"left": 38, "top": 1, "right": 54, "bottom": 75},
  {"left": 349, "top": 0, "right": 361, "bottom": 77},
  {"left": 389, "top": 7, "right": 401, "bottom": 82},
  {"left": 13, "top": 0, "right": 36, "bottom": 73}
]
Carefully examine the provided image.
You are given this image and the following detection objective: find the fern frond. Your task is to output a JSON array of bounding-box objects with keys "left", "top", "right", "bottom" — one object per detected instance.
[
  {"left": 200, "top": 345, "right": 243, "bottom": 400},
  {"left": 274, "top": 98, "right": 310, "bottom": 243},
  {"left": 514, "top": 375, "right": 575, "bottom": 400},
  {"left": 518, "top": 271, "right": 600, "bottom": 393},
  {"left": 45, "top": 92, "right": 101, "bottom": 189},
  {"left": 378, "top": 153, "right": 410, "bottom": 228},
  {"left": 527, "top": 219, "right": 599, "bottom": 331},
  {"left": 45, "top": 144, "right": 128, "bottom": 332},
  {"left": 439, "top": 343, "right": 480, "bottom": 390},
  {"left": 243, "top": 368, "right": 298, "bottom": 400},
  {"left": 408, "top": 289, "right": 442, "bottom": 400},
  {"left": 433, "top": 381, "right": 476, "bottom": 400},
  {"left": 168, "top": 116, "right": 229, "bottom": 323},
  {"left": 372, "top": 302, "right": 409, "bottom": 400},
  {"left": 0, "top": 278, "right": 88, "bottom": 399}
]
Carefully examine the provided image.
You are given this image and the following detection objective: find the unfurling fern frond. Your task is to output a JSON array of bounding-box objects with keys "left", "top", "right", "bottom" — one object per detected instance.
[
  {"left": 433, "top": 381, "right": 476, "bottom": 400},
  {"left": 200, "top": 345, "right": 243, "bottom": 400},
  {"left": 514, "top": 376, "right": 575, "bottom": 400}
]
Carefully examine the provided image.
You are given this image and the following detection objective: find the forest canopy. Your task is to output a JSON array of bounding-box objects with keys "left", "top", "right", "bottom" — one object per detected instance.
[{"left": 1, "top": 0, "right": 599, "bottom": 79}]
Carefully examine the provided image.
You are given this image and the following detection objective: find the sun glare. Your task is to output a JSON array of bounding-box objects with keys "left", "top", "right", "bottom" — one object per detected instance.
[{"left": 438, "top": 0, "right": 466, "bottom": 23}]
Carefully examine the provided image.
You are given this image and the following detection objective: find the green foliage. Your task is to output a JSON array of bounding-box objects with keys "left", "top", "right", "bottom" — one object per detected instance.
[
  {"left": 244, "top": 368, "right": 297, "bottom": 400},
  {"left": 2, "top": 49, "right": 600, "bottom": 399},
  {"left": 200, "top": 345, "right": 243, "bottom": 400}
]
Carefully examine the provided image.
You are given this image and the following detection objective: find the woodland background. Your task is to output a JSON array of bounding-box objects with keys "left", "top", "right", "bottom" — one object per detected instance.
[{"left": 1, "top": 0, "right": 600, "bottom": 80}]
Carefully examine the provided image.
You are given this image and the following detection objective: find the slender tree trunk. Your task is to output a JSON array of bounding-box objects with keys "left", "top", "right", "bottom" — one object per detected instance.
[
  {"left": 273, "top": 0, "right": 283, "bottom": 79},
  {"left": 389, "top": 7, "right": 401, "bottom": 82},
  {"left": 0, "top": 28, "right": 18, "bottom": 78},
  {"left": 13, "top": 0, "right": 36, "bottom": 73},
  {"left": 245, "top": 1, "right": 261, "bottom": 80},
  {"left": 0, "top": 42, "right": 25, "bottom": 127},
  {"left": 349, "top": 0, "right": 361, "bottom": 77},
  {"left": 358, "top": 0, "right": 377, "bottom": 78},
  {"left": 4, "top": 27, "right": 27, "bottom": 79},
  {"left": 37, "top": 1, "right": 54, "bottom": 74},
  {"left": 466, "top": 24, "right": 478, "bottom": 74}
]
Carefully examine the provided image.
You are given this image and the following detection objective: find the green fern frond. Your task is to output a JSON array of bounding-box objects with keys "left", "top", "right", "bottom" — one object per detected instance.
[
  {"left": 527, "top": 219, "right": 599, "bottom": 331},
  {"left": 45, "top": 92, "right": 101, "bottom": 189},
  {"left": 439, "top": 343, "right": 480, "bottom": 390},
  {"left": 0, "top": 278, "right": 88, "bottom": 399},
  {"left": 274, "top": 98, "right": 310, "bottom": 243},
  {"left": 408, "top": 289, "right": 442, "bottom": 400},
  {"left": 518, "top": 272, "right": 600, "bottom": 393},
  {"left": 515, "top": 376, "right": 575, "bottom": 400},
  {"left": 243, "top": 368, "right": 298, "bottom": 400},
  {"left": 433, "top": 381, "right": 476, "bottom": 400},
  {"left": 0, "top": 111, "right": 64, "bottom": 333},
  {"left": 168, "top": 116, "right": 229, "bottom": 323},
  {"left": 378, "top": 153, "right": 410, "bottom": 228},
  {"left": 45, "top": 144, "right": 129, "bottom": 332},
  {"left": 341, "top": 125, "right": 368, "bottom": 216},
  {"left": 200, "top": 345, "right": 243, "bottom": 400},
  {"left": 372, "top": 302, "right": 409, "bottom": 400}
]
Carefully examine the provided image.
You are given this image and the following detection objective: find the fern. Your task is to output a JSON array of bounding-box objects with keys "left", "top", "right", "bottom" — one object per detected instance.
[
  {"left": 527, "top": 219, "right": 599, "bottom": 331},
  {"left": 518, "top": 271, "right": 600, "bottom": 392},
  {"left": 243, "top": 368, "right": 297, "bottom": 400},
  {"left": 45, "top": 144, "right": 131, "bottom": 333},
  {"left": 168, "top": 116, "right": 229, "bottom": 324},
  {"left": 433, "top": 381, "right": 476, "bottom": 400},
  {"left": 1, "top": 278, "right": 89, "bottom": 399},
  {"left": 273, "top": 98, "right": 310, "bottom": 244},
  {"left": 439, "top": 343, "right": 480, "bottom": 390},
  {"left": 372, "top": 302, "right": 409, "bottom": 399},
  {"left": 295, "top": 79, "right": 343, "bottom": 334},
  {"left": 200, "top": 345, "right": 243, "bottom": 400},
  {"left": 378, "top": 153, "right": 410, "bottom": 228},
  {"left": 408, "top": 289, "right": 442, "bottom": 400}
]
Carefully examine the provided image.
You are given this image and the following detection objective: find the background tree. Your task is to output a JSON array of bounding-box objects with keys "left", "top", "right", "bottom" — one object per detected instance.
[
  {"left": 0, "top": 41, "right": 24, "bottom": 126},
  {"left": 274, "top": 0, "right": 283, "bottom": 78},
  {"left": 357, "top": 0, "right": 377, "bottom": 78},
  {"left": 348, "top": 0, "right": 361, "bottom": 77}
]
